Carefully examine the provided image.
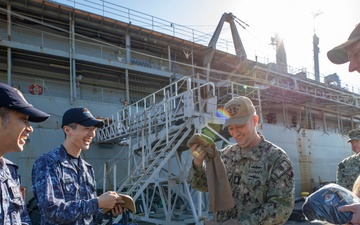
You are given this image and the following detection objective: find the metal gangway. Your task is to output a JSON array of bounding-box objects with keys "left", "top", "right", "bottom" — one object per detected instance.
[{"left": 95, "top": 76, "right": 260, "bottom": 224}]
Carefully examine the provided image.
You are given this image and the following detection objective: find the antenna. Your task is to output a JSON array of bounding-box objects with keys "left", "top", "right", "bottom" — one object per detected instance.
[{"left": 312, "top": 10, "right": 323, "bottom": 34}]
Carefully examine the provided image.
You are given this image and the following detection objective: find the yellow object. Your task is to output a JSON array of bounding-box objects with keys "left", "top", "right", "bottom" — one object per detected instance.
[
  {"left": 192, "top": 150, "right": 200, "bottom": 157},
  {"left": 301, "top": 192, "right": 309, "bottom": 197},
  {"left": 192, "top": 147, "right": 202, "bottom": 158}
]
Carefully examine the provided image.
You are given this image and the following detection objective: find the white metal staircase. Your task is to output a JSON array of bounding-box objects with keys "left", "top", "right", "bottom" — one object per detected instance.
[{"left": 95, "top": 77, "right": 260, "bottom": 224}]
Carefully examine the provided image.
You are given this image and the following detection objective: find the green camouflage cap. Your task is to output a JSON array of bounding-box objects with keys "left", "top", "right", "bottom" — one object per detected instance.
[
  {"left": 327, "top": 23, "right": 360, "bottom": 65},
  {"left": 347, "top": 128, "right": 360, "bottom": 142},
  {"left": 222, "top": 96, "right": 255, "bottom": 129}
]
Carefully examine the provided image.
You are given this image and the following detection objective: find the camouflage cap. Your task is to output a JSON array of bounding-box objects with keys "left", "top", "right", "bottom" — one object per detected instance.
[
  {"left": 327, "top": 23, "right": 360, "bottom": 65},
  {"left": 347, "top": 128, "right": 360, "bottom": 142},
  {"left": 222, "top": 96, "right": 255, "bottom": 129}
]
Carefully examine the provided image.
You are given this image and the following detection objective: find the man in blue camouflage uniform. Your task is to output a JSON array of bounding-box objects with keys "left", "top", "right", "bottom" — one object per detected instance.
[
  {"left": 328, "top": 22, "right": 360, "bottom": 224},
  {"left": 32, "top": 107, "right": 124, "bottom": 225},
  {"left": 188, "top": 96, "right": 295, "bottom": 225},
  {"left": 0, "top": 82, "right": 49, "bottom": 225},
  {"left": 336, "top": 128, "right": 360, "bottom": 191}
]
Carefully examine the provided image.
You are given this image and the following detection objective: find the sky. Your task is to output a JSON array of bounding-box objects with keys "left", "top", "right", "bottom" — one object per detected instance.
[{"left": 59, "top": 0, "right": 360, "bottom": 92}]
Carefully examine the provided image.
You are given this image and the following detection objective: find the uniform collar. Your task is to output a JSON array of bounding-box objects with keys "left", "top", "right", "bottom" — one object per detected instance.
[
  {"left": 0, "top": 158, "right": 13, "bottom": 181},
  {"left": 58, "top": 145, "right": 92, "bottom": 168}
]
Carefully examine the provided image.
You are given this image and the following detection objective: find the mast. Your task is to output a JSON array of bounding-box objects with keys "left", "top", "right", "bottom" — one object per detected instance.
[
  {"left": 313, "top": 33, "right": 320, "bottom": 82},
  {"left": 312, "top": 10, "right": 323, "bottom": 82},
  {"left": 271, "top": 33, "right": 287, "bottom": 74}
]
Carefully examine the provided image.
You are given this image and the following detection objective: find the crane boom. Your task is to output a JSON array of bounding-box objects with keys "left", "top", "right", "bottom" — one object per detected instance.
[{"left": 203, "top": 12, "right": 247, "bottom": 66}]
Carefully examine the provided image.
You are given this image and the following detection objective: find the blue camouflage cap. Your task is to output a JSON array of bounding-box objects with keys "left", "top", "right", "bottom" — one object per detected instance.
[
  {"left": 0, "top": 83, "right": 49, "bottom": 122},
  {"left": 347, "top": 128, "right": 360, "bottom": 142}
]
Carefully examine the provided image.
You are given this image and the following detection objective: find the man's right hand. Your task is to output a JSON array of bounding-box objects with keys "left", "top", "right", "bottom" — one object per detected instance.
[
  {"left": 98, "top": 191, "right": 120, "bottom": 209},
  {"left": 190, "top": 144, "right": 206, "bottom": 168}
]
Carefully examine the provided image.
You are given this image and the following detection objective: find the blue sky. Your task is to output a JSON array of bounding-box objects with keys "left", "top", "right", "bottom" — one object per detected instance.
[{"left": 57, "top": 0, "right": 360, "bottom": 91}]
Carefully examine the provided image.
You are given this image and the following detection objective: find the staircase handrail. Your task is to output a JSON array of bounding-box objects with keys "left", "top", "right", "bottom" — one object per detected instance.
[{"left": 95, "top": 76, "right": 192, "bottom": 143}]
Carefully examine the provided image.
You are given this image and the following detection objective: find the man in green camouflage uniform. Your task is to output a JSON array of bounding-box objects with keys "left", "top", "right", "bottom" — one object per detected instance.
[
  {"left": 336, "top": 128, "right": 360, "bottom": 191},
  {"left": 188, "top": 96, "right": 295, "bottom": 225},
  {"left": 328, "top": 22, "right": 360, "bottom": 225}
]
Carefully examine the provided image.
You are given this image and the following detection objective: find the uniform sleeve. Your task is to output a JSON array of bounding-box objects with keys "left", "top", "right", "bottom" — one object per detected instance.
[
  {"left": 21, "top": 205, "right": 32, "bottom": 225},
  {"left": 239, "top": 153, "right": 295, "bottom": 225},
  {"left": 21, "top": 206, "right": 31, "bottom": 225},
  {"left": 16, "top": 173, "right": 32, "bottom": 225},
  {"left": 337, "top": 160, "right": 346, "bottom": 188},
  {"left": 336, "top": 157, "right": 359, "bottom": 191},
  {"left": 188, "top": 161, "right": 208, "bottom": 192},
  {"left": 7, "top": 162, "right": 32, "bottom": 225},
  {"left": 31, "top": 156, "right": 101, "bottom": 223}
]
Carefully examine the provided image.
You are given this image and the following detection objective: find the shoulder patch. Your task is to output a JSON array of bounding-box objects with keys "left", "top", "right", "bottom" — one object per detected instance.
[{"left": 271, "top": 160, "right": 292, "bottom": 181}]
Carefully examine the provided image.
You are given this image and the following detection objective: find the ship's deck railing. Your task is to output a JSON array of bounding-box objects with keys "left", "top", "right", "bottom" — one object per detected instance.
[
  {"left": 49, "top": 0, "right": 233, "bottom": 53},
  {"left": 95, "top": 76, "right": 216, "bottom": 143}
]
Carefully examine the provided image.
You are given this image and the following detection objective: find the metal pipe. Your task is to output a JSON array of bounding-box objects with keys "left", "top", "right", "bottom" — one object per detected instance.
[
  {"left": 113, "top": 164, "right": 116, "bottom": 191},
  {"left": 103, "top": 163, "right": 106, "bottom": 193},
  {"left": 6, "top": 3, "right": 11, "bottom": 84}
]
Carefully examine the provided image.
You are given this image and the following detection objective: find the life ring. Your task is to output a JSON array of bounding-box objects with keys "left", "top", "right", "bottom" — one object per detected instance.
[{"left": 29, "top": 84, "right": 43, "bottom": 95}]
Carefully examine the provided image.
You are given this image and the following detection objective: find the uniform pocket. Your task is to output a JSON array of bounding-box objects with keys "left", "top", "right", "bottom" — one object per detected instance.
[
  {"left": 63, "top": 173, "right": 78, "bottom": 194},
  {"left": 7, "top": 180, "right": 24, "bottom": 225},
  {"left": 7, "top": 179, "right": 24, "bottom": 208},
  {"left": 86, "top": 173, "right": 97, "bottom": 196}
]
